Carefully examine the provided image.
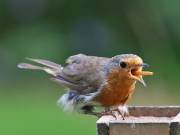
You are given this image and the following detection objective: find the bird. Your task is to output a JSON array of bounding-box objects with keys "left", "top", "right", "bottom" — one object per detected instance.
[{"left": 17, "top": 54, "right": 153, "bottom": 119}]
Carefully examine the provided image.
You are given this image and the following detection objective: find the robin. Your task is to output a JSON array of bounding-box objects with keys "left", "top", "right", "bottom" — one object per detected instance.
[{"left": 18, "top": 54, "right": 153, "bottom": 119}]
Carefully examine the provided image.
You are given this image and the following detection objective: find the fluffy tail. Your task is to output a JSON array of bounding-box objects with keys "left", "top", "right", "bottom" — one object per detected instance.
[{"left": 17, "top": 58, "right": 63, "bottom": 76}]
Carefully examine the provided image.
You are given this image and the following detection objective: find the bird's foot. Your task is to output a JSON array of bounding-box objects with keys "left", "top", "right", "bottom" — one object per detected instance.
[
  {"left": 84, "top": 106, "right": 129, "bottom": 120},
  {"left": 112, "top": 106, "right": 129, "bottom": 120}
]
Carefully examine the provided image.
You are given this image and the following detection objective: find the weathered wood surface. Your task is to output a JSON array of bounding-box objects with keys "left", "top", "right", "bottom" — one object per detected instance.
[{"left": 97, "top": 106, "right": 180, "bottom": 135}]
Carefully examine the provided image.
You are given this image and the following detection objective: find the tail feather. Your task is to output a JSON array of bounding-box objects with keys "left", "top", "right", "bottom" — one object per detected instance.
[
  {"left": 17, "top": 59, "right": 62, "bottom": 76},
  {"left": 26, "top": 58, "right": 62, "bottom": 70},
  {"left": 18, "top": 63, "right": 57, "bottom": 76},
  {"left": 18, "top": 63, "right": 44, "bottom": 70}
]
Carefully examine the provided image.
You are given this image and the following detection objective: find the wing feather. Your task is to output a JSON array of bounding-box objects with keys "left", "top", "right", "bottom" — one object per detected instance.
[
  {"left": 26, "top": 58, "right": 62, "bottom": 70},
  {"left": 18, "top": 54, "right": 110, "bottom": 94}
]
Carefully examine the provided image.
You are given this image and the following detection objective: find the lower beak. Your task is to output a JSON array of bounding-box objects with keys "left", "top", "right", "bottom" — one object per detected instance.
[{"left": 130, "top": 75, "right": 146, "bottom": 86}]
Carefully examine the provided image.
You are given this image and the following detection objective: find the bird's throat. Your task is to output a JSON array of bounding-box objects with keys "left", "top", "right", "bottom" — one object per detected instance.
[{"left": 94, "top": 69, "right": 136, "bottom": 107}]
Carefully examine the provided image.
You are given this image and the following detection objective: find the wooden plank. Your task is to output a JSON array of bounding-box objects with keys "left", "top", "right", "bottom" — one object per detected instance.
[
  {"left": 110, "top": 122, "right": 170, "bottom": 135},
  {"left": 128, "top": 106, "right": 180, "bottom": 117},
  {"left": 96, "top": 106, "right": 180, "bottom": 135}
]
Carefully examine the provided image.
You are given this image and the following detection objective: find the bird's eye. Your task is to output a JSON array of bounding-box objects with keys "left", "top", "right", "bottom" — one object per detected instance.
[{"left": 119, "top": 61, "right": 127, "bottom": 68}]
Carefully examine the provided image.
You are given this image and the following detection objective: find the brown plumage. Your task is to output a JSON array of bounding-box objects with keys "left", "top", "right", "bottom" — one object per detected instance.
[
  {"left": 18, "top": 54, "right": 153, "bottom": 119},
  {"left": 95, "top": 68, "right": 136, "bottom": 106}
]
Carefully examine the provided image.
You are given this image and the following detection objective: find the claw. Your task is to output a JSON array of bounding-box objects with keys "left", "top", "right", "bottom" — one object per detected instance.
[
  {"left": 84, "top": 106, "right": 128, "bottom": 120},
  {"left": 117, "top": 109, "right": 125, "bottom": 120},
  {"left": 112, "top": 106, "right": 129, "bottom": 120}
]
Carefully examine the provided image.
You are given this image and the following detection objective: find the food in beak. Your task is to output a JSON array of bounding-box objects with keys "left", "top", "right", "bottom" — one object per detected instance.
[{"left": 135, "top": 71, "right": 154, "bottom": 76}]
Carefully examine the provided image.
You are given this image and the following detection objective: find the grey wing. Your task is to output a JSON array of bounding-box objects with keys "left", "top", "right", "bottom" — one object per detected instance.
[
  {"left": 18, "top": 57, "right": 85, "bottom": 90},
  {"left": 59, "top": 54, "right": 109, "bottom": 94},
  {"left": 55, "top": 54, "right": 99, "bottom": 93}
]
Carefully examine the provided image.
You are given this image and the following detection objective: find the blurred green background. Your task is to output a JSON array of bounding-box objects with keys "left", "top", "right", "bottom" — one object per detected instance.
[{"left": 0, "top": 0, "right": 180, "bottom": 135}]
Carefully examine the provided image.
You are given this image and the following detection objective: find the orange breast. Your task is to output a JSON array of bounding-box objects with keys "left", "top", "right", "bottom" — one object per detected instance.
[{"left": 94, "top": 69, "right": 136, "bottom": 107}]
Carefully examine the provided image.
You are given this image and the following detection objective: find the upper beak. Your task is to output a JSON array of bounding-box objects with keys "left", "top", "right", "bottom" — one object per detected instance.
[
  {"left": 134, "top": 63, "right": 149, "bottom": 68},
  {"left": 141, "top": 63, "right": 149, "bottom": 68}
]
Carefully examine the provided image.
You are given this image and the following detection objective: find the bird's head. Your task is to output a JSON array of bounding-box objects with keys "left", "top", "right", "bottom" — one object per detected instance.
[{"left": 107, "top": 54, "right": 153, "bottom": 86}]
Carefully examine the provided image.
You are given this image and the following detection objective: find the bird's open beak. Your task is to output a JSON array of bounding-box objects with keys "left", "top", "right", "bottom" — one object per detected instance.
[
  {"left": 129, "top": 63, "right": 153, "bottom": 86},
  {"left": 130, "top": 75, "right": 147, "bottom": 86}
]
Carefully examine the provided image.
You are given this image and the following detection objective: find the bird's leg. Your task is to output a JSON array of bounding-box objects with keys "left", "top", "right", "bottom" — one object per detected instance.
[
  {"left": 112, "top": 106, "right": 129, "bottom": 120},
  {"left": 117, "top": 109, "right": 125, "bottom": 120}
]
